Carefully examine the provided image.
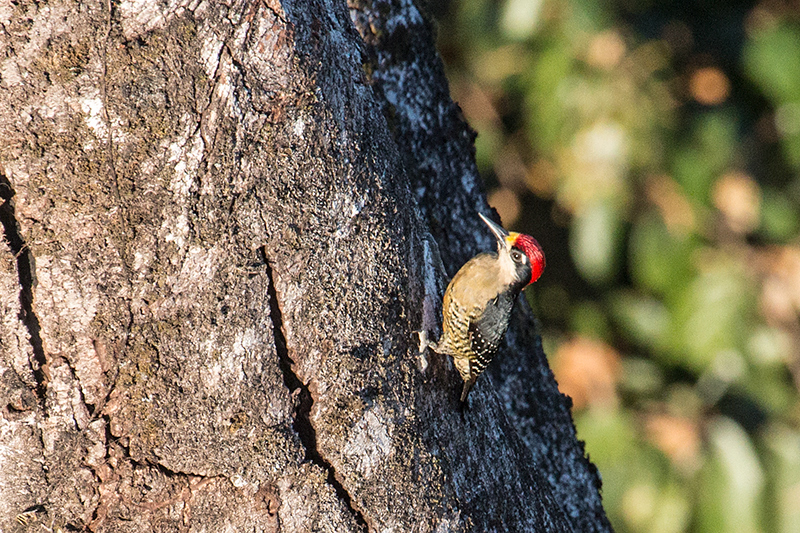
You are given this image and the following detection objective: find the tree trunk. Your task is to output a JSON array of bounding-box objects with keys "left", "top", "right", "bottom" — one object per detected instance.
[{"left": 0, "top": 0, "right": 611, "bottom": 531}]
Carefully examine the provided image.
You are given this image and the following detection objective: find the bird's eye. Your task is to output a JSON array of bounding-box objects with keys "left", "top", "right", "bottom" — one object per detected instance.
[{"left": 511, "top": 250, "right": 524, "bottom": 263}]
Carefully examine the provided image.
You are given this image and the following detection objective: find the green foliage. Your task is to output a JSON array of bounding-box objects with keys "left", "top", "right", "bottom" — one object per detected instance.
[
  {"left": 629, "top": 213, "right": 696, "bottom": 297},
  {"left": 438, "top": 1, "right": 800, "bottom": 531},
  {"left": 570, "top": 199, "right": 624, "bottom": 284},
  {"left": 761, "top": 187, "right": 800, "bottom": 241},
  {"left": 743, "top": 23, "right": 800, "bottom": 105},
  {"left": 608, "top": 289, "right": 670, "bottom": 354},
  {"left": 744, "top": 22, "right": 800, "bottom": 170},
  {"left": 670, "top": 259, "right": 754, "bottom": 372},
  {"left": 697, "top": 417, "right": 765, "bottom": 533},
  {"left": 762, "top": 424, "right": 800, "bottom": 533},
  {"left": 672, "top": 112, "right": 738, "bottom": 204}
]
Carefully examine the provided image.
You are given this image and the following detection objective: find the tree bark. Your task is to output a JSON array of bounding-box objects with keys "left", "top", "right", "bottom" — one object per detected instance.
[{"left": 0, "top": 0, "right": 611, "bottom": 531}]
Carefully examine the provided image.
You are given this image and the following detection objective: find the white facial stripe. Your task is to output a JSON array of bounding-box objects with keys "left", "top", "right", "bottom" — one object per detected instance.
[{"left": 497, "top": 247, "right": 518, "bottom": 286}]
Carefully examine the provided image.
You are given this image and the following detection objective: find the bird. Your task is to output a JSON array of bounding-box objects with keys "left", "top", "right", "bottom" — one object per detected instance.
[{"left": 422, "top": 212, "right": 545, "bottom": 402}]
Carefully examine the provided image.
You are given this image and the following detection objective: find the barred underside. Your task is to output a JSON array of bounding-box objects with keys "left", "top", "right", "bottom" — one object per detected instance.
[{"left": 435, "top": 294, "right": 513, "bottom": 384}]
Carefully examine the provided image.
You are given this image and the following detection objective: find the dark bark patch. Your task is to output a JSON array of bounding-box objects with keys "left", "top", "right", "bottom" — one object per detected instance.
[
  {"left": 264, "top": 251, "right": 369, "bottom": 532},
  {"left": 0, "top": 173, "right": 47, "bottom": 400}
]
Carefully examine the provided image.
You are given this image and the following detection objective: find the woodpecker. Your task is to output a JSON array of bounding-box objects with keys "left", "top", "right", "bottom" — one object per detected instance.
[{"left": 422, "top": 213, "right": 545, "bottom": 402}]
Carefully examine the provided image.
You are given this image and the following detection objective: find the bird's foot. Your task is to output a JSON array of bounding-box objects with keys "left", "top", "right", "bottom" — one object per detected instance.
[
  {"left": 414, "top": 330, "right": 431, "bottom": 373},
  {"left": 414, "top": 330, "right": 430, "bottom": 354}
]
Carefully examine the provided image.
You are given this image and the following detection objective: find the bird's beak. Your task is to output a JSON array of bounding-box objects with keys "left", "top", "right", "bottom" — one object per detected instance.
[{"left": 479, "top": 213, "right": 510, "bottom": 249}]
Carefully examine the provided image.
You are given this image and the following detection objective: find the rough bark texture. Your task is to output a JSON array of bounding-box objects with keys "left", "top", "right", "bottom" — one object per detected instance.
[{"left": 0, "top": 0, "right": 611, "bottom": 532}]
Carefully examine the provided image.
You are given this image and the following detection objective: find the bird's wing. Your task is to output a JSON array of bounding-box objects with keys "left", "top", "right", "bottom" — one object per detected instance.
[{"left": 467, "top": 294, "right": 514, "bottom": 372}]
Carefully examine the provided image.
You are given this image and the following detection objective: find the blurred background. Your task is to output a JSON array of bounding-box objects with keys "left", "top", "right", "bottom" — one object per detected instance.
[{"left": 432, "top": 0, "right": 800, "bottom": 531}]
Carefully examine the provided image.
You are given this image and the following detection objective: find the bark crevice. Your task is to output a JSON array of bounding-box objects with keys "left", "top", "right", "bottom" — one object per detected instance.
[
  {"left": 263, "top": 250, "right": 369, "bottom": 532},
  {"left": 89, "top": 426, "right": 219, "bottom": 529},
  {"left": 100, "top": 0, "right": 122, "bottom": 204},
  {"left": 0, "top": 173, "right": 47, "bottom": 400}
]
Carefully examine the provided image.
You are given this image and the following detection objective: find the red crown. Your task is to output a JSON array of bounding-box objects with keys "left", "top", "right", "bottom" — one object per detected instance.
[{"left": 512, "top": 234, "right": 545, "bottom": 285}]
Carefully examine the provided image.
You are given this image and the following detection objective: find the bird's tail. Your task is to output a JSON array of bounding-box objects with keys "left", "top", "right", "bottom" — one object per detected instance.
[{"left": 460, "top": 375, "right": 478, "bottom": 402}]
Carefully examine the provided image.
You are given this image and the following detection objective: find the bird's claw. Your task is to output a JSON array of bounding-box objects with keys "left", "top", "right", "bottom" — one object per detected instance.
[{"left": 414, "top": 330, "right": 430, "bottom": 354}]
